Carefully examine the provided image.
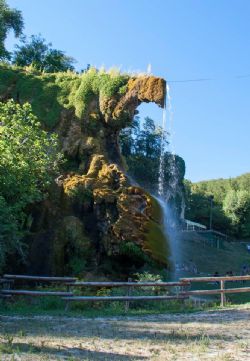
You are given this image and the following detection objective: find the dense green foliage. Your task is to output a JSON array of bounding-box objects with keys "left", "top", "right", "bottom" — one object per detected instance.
[
  {"left": 120, "top": 116, "right": 185, "bottom": 198},
  {"left": 185, "top": 173, "right": 250, "bottom": 238},
  {"left": 0, "top": 65, "right": 129, "bottom": 127},
  {"left": 0, "top": 100, "right": 62, "bottom": 271},
  {"left": 0, "top": 0, "right": 23, "bottom": 60},
  {"left": 12, "top": 35, "right": 76, "bottom": 72}
]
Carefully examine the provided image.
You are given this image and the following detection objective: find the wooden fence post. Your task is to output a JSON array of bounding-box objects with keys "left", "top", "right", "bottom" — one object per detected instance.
[
  {"left": 125, "top": 278, "right": 132, "bottom": 312},
  {"left": 220, "top": 280, "right": 226, "bottom": 307},
  {"left": 65, "top": 283, "right": 72, "bottom": 312}
]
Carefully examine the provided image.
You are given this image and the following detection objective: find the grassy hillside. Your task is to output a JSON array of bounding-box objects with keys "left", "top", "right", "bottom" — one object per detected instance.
[
  {"left": 177, "top": 231, "right": 250, "bottom": 303},
  {"left": 179, "top": 231, "right": 249, "bottom": 275}
]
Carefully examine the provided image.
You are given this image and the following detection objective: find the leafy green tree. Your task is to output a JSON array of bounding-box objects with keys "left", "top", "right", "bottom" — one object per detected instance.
[
  {"left": 185, "top": 173, "right": 250, "bottom": 238},
  {"left": 120, "top": 116, "right": 162, "bottom": 191},
  {"left": 120, "top": 116, "right": 185, "bottom": 204},
  {"left": 12, "top": 35, "right": 75, "bottom": 72},
  {"left": 0, "top": 196, "right": 23, "bottom": 271},
  {"left": 185, "top": 188, "right": 230, "bottom": 232},
  {"left": 0, "top": 0, "right": 23, "bottom": 60},
  {"left": 223, "top": 190, "right": 250, "bottom": 237},
  {"left": 0, "top": 100, "right": 63, "bottom": 271}
]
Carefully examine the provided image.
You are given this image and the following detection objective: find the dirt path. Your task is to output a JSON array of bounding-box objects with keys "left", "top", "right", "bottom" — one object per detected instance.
[{"left": 1, "top": 306, "right": 250, "bottom": 360}]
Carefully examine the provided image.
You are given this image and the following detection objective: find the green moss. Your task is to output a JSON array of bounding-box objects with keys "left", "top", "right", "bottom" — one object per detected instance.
[
  {"left": 144, "top": 220, "right": 169, "bottom": 266},
  {"left": 0, "top": 66, "right": 62, "bottom": 127},
  {"left": 0, "top": 66, "right": 17, "bottom": 95},
  {"left": 120, "top": 241, "right": 150, "bottom": 263},
  {"left": 67, "top": 185, "right": 93, "bottom": 203},
  {"left": 53, "top": 216, "right": 93, "bottom": 275},
  {"left": 144, "top": 196, "right": 169, "bottom": 266},
  {"left": 0, "top": 64, "right": 129, "bottom": 128},
  {"left": 150, "top": 195, "right": 164, "bottom": 223}
]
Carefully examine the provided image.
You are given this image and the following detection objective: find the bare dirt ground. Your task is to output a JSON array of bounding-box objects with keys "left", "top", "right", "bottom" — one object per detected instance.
[{"left": 1, "top": 306, "right": 250, "bottom": 360}]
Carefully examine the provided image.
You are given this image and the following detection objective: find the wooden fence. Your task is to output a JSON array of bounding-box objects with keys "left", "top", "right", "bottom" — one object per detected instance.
[
  {"left": 0, "top": 274, "right": 189, "bottom": 310},
  {"left": 180, "top": 275, "right": 250, "bottom": 306},
  {"left": 1, "top": 274, "right": 250, "bottom": 309}
]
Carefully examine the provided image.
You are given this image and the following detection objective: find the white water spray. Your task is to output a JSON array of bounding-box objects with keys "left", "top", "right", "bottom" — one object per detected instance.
[
  {"left": 158, "top": 97, "right": 167, "bottom": 197},
  {"left": 158, "top": 84, "right": 177, "bottom": 199},
  {"left": 157, "top": 83, "right": 183, "bottom": 277}
]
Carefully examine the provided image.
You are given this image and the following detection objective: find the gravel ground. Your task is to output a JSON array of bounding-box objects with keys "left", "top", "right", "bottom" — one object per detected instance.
[{"left": 1, "top": 306, "right": 250, "bottom": 360}]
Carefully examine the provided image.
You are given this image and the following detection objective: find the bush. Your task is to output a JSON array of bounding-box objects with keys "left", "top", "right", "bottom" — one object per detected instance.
[{"left": 0, "top": 100, "right": 63, "bottom": 271}]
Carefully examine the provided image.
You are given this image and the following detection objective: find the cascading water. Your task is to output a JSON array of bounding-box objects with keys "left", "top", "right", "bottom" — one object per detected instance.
[
  {"left": 157, "top": 83, "right": 182, "bottom": 277},
  {"left": 158, "top": 96, "right": 167, "bottom": 197},
  {"left": 158, "top": 83, "right": 176, "bottom": 199}
]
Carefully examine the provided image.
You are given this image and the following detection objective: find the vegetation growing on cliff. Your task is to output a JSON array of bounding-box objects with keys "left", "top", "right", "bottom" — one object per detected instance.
[
  {"left": 0, "top": 100, "right": 62, "bottom": 271},
  {"left": 0, "top": 64, "right": 129, "bottom": 127}
]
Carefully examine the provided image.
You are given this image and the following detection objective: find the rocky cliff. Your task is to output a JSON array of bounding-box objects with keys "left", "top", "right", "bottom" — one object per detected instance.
[{"left": 0, "top": 65, "right": 169, "bottom": 277}]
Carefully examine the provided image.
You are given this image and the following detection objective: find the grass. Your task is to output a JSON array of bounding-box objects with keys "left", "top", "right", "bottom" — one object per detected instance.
[
  {"left": 180, "top": 231, "right": 250, "bottom": 276},
  {"left": 0, "top": 296, "right": 204, "bottom": 318},
  {"left": 1, "top": 304, "right": 250, "bottom": 360},
  {"left": 172, "top": 231, "right": 250, "bottom": 304}
]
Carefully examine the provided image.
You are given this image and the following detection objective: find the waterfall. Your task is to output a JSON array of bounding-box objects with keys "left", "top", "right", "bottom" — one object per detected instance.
[
  {"left": 158, "top": 98, "right": 167, "bottom": 197},
  {"left": 158, "top": 84, "right": 177, "bottom": 200},
  {"left": 180, "top": 193, "right": 186, "bottom": 220},
  {"left": 157, "top": 83, "right": 182, "bottom": 277}
]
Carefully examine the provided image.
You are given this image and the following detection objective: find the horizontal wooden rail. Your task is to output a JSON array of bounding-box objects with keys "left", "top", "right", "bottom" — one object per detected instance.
[
  {"left": 62, "top": 295, "right": 188, "bottom": 302},
  {"left": 3, "top": 273, "right": 250, "bottom": 309},
  {"left": 68, "top": 281, "right": 189, "bottom": 287},
  {"left": 182, "top": 287, "right": 250, "bottom": 296},
  {"left": 180, "top": 275, "right": 250, "bottom": 282},
  {"left": 0, "top": 278, "right": 14, "bottom": 284},
  {"left": 1, "top": 290, "right": 73, "bottom": 297},
  {"left": 180, "top": 275, "right": 250, "bottom": 307},
  {"left": 3, "top": 274, "right": 77, "bottom": 283}
]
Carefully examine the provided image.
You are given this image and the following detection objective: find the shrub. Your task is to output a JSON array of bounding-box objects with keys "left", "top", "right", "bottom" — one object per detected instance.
[{"left": 0, "top": 100, "right": 63, "bottom": 271}]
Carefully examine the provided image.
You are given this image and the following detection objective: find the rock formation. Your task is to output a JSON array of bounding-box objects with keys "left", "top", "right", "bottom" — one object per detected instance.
[{"left": 0, "top": 65, "right": 169, "bottom": 276}]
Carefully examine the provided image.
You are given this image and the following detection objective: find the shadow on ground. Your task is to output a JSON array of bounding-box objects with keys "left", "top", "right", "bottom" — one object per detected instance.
[{"left": 0, "top": 341, "right": 147, "bottom": 360}]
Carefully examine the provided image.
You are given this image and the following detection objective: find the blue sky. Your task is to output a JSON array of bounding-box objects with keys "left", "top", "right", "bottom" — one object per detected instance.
[{"left": 6, "top": 0, "right": 250, "bottom": 182}]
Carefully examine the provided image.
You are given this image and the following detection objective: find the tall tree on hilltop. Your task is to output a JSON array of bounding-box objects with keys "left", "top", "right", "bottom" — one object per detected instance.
[
  {"left": 0, "top": 0, "right": 23, "bottom": 60},
  {"left": 12, "top": 35, "right": 76, "bottom": 72}
]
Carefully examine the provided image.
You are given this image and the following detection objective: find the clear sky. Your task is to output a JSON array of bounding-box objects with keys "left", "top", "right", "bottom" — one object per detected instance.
[{"left": 6, "top": 0, "right": 250, "bottom": 182}]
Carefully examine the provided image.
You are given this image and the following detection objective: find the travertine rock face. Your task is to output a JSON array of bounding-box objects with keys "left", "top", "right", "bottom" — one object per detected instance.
[
  {"left": 55, "top": 76, "right": 168, "bottom": 272},
  {"left": 63, "top": 156, "right": 148, "bottom": 256},
  {"left": 0, "top": 67, "right": 168, "bottom": 275}
]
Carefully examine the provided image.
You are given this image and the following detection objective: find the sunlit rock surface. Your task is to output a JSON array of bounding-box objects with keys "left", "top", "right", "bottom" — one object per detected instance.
[{"left": 0, "top": 65, "right": 169, "bottom": 276}]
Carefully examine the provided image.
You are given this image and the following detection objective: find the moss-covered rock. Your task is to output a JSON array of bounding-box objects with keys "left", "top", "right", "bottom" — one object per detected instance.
[
  {"left": 0, "top": 63, "right": 169, "bottom": 275},
  {"left": 52, "top": 215, "right": 93, "bottom": 275}
]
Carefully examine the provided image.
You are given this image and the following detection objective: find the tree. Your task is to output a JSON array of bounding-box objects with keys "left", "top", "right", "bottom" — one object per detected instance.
[
  {"left": 119, "top": 116, "right": 185, "bottom": 203},
  {"left": 12, "top": 35, "right": 75, "bottom": 72},
  {"left": 223, "top": 190, "right": 250, "bottom": 237},
  {"left": 184, "top": 174, "right": 250, "bottom": 238},
  {"left": 0, "top": 0, "right": 23, "bottom": 60},
  {"left": 0, "top": 100, "right": 63, "bottom": 270}
]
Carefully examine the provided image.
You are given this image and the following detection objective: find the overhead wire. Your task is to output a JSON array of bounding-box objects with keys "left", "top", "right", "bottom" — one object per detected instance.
[{"left": 167, "top": 74, "right": 250, "bottom": 83}]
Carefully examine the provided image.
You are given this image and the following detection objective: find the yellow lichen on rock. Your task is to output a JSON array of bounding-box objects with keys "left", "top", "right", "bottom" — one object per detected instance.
[
  {"left": 13, "top": 69, "right": 169, "bottom": 274},
  {"left": 127, "top": 76, "right": 166, "bottom": 107},
  {"left": 63, "top": 174, "right": 87, "bottom": 195},
  {"left": 59, "top": 74, "right": 169, "bottom": 270}
]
